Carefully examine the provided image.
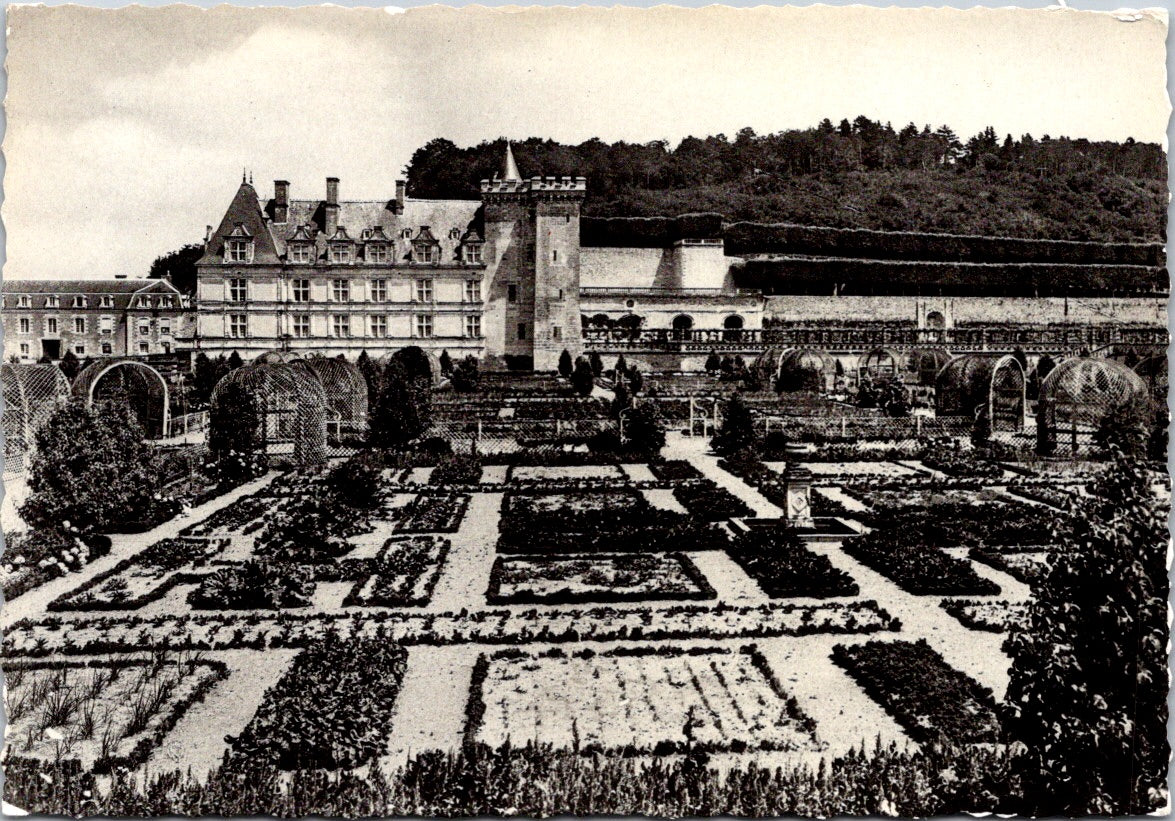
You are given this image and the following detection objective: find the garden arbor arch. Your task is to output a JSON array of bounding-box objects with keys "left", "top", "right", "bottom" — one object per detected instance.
[
  {"left": 295, "top": 356, "right": 369, "bottom": 436},
  {"left": 72, "top": 359, "right": 170, "bottom": 438},
  {"left": 905, "top": 347, "right": 953, "bottom": 387},
  {"left": 211, "top": 362, "right": 328, "bottom": 465},
  {"left": 858, "top": 348, "right": 902, "bottom": 382},
  {"left": 2, "top": 363, "right": 70, "bottom": 476},
  {"left": 1038, "top": 357, "right": 1151, "bottom": 455},
  {"left": 776, "top": 348, "right": 839, "bottom": 393},
  {"left": 935, "top": 354, "right": 1027, "bottom": 431}
]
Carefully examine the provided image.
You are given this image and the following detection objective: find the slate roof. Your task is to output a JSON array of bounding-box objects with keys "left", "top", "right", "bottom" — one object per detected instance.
[
  {"left": 2, "top": 278, "right": 184, "bottom": 311},
  {"left": 202, "top": 181, "right": 485, "bottom": 266}
]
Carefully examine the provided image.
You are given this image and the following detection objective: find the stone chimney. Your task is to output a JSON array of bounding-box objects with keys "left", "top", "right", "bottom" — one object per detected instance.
[
  {"left": 395, "top": 179, "right": 406, "bottom": 205},
  {"left": 274, "top": 180, "right": 289, "bottom": 223},
  {"left": 325, "top": 177, "right": 340, "bottom": 236}
]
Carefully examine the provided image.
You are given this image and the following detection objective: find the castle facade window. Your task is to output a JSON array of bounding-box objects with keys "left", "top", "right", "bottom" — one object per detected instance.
[
  {"left": 371, "top": 279, "right": 389, "bottom": 303},
  {"left": 292, "top": 315, "right": 311, "bottom": 338},
  {"left": 291, "top": 279, "right": 310, "bottom": 302}
]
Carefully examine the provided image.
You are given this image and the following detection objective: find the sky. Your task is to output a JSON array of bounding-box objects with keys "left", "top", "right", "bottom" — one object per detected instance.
[{"left": 3, "top": 4, "right": 1169, "bottom": 280}]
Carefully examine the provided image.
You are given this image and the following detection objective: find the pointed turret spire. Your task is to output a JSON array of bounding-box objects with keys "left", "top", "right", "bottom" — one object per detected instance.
[{"left": 503, "top": 141, "right": 521, "bottom": 182}]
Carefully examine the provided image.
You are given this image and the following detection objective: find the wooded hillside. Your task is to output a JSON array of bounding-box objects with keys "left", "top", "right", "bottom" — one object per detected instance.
[{"left": 404, "top": 119, "right": 1166, "bottom": 243}]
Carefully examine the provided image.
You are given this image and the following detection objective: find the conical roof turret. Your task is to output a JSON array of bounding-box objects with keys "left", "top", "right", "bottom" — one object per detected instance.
[{"left": 503, "top": 141, "right": 521, "bottom": 182}]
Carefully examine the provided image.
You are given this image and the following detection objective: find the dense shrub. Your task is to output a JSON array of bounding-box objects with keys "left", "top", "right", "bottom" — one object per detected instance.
[
  {"left": 227, "top": 632, "right": 408, "bottom": 770},
  {"left": 729, "top": 524, "right": 858, "bottom": 598},
  {"left": 1005, "top": 449, "right": 1170, "bottom": 815},
  {"left": 21, "top": 399, "right": 178, "bottom": 534},
  {"left": 326, "top": 453, "right": 382, "bottom": 509},
  {"left": 831, "top": 639, "right": 1001, "bottom": 745}
]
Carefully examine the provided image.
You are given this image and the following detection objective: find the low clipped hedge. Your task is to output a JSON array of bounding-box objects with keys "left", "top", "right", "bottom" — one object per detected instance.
[{"left": 831, "top": 639, "right": 1001, "bottom": 745}]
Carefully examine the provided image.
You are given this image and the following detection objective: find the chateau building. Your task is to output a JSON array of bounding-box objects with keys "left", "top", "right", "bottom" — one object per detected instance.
[
  {"left": 195, "top": 146, "right": 590, "bottom": 371},
  {"left": 2, "top": 277, "right": 188, "bottom": 363}
]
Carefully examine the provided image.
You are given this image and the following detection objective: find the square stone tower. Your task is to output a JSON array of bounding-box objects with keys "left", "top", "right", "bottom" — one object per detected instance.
[{"left": 481, "top": 144, "right": 586, "bottom": 371}]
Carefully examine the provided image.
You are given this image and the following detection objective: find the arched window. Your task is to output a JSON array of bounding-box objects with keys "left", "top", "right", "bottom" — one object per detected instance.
[
  {"left": 723, "top": 314, "right": 744, "bottom": 341},
  {"left": 926, "top": 310, "right": 946, "bottom": 330},
  {"left": 671, "top": 315, "right": 694, "bottom": 340}
]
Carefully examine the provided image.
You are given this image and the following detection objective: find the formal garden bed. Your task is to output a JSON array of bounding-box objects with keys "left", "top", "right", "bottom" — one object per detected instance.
[
  {"left": 509, "top": 464, "right": 628, "bottom": 482},
  {"left": 466, "top": 644, "right": 821, "bottom": 755},
  {"left": 428, "top": 455, "right": 483, "bottom": 486},
  {"left": 497, "top": 490, "right": 731, "bottom": 554},
  {"left": 831, "top": 639, "right": 1001, "bottom": 745},
  {"left": 940, "top": 598, "right": 1029, "bottom": 633},
  {"left": 728, "top": 525, "right": 858, "bottom": 598},
  {"left": 4, "top": 653, "right": 228, "bottom": 774},
  {"left": 394, "top": 493, "right": 470, "bottom": 533},
  {"left": 842, "top": 530, "right": 1001, "bottom": 596},
  {"left": 967, "top": 547, "right": 1052, "bottom": 586},
  {"left": 227, "top": 632, "right": 408, "bottom": 770},
  {"left": 344, "top": 537, "right": 451, "bottom": 607},
  {"left": 647, "top": 459, "right": 704, "bottom": 482},
  {"left": 49, "top": 538, "right": 231, "bottom": 612},
  {"left": 486, "top": 552, "right": 715, "bottom": 605},
  {"left": 671, "top": 480, "right": 754, "bottom": 521}
]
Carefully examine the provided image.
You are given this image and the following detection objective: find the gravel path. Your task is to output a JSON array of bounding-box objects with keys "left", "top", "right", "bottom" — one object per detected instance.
[
  {"left": 145, "top": 649, "right": 299, "bottom": 779},
  {"left": 686, "top": 550, "right": 768, "bottom": 604},
  {"left": 380, "top": 644, "right": 479, "bottom": 767},
  {"left": 426, "top": 493, "right": 502, "bottom": 612}
]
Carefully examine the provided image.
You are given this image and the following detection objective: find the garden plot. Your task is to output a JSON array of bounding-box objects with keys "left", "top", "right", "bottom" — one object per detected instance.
[
  {"left": 4, "top": 654, "right": 227, "bottom": 772},
  {"left": 842, "top": 486, "right": 1006, "bottom": 512},
  {"left": 486, "top": 553, "right": 714, "bottom": 605},
  {"left": 940, "top": 599, "right": 1030, "bottom": 632},
  {"left": 50, "top": 538, "right": 229, "bottom": 612},
  {"left": 511, "top": 465, "right": 626, "bottom": 482},
  {"left": 345, "top": 537, "right": 451, "bottom": 607},
  {"left": 470, "top": 646, "right": 821, "bottom": 755}
]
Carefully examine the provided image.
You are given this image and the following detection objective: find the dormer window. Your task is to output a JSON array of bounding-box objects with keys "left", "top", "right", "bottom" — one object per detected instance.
[
  {"left": 17, "top": 295, "right": 30, "bottom": 308},
  {"left": 72, "top": 296, "right": 88, "bottom": 309},
  {"left": 45, "top": 295, "right": 59, "bottom": 308},
  {"left": 290, "top": 243, "right": 312, "bottom": 264},
  {"left": 329, "top": 244, "right": 352, "bottom": 265},
  {"left": 227, "top": 239, "right": 252, "bottom": 263},
  {"left": 328, "top": 226, "right": 353, "bottom": 265},
  {"left": 225, "top": 222, "right": 254, "bottom": 263},
  {"left": 463, "top": 243, "right": 484, "bottom": 264},
  {"left": 367, "top": 242, "right": 389, "bottom": 264},
  {"left": 100, "top": 295, "right": 114, "bottom": 309},
  {"left": 412, "top": 226, "right": 441, "bottom": 264}
]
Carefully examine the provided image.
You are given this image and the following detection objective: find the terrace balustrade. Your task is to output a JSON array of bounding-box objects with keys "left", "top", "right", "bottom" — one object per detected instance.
[{"left": 582, "top": 323, "right": 1168, "bottom": 355}]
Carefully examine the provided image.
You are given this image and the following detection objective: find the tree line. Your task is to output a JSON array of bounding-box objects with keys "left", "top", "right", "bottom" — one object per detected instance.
[{"left": 405, "top": 122, "right": 1166, "bottom": 242}]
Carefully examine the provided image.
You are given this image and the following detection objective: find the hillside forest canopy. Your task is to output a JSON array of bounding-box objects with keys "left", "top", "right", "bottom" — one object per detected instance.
[{"left": 404, "top": 119, "right": 1166, "bottom": 244}]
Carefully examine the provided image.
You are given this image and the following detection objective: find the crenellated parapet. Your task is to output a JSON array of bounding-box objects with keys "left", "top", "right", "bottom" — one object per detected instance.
[{"left": 480, "top": 176, "right": 587, "bottom": 198}]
